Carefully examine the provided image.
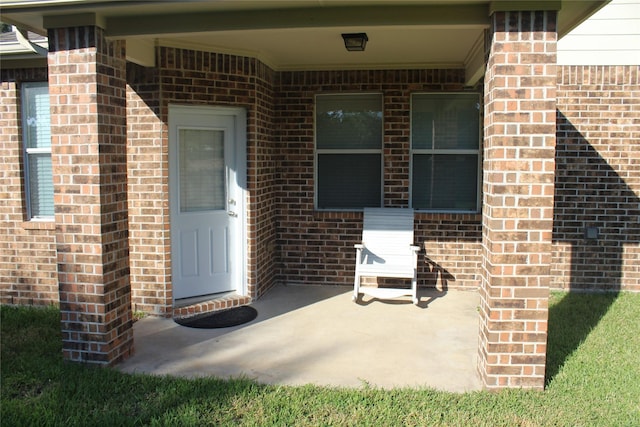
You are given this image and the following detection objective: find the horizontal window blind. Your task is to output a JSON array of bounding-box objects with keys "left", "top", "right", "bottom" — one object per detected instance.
[
  {"left": 317, "top": 154, "right": 381, "bottom": 209},
  {"left": 179, "top": 129, "right": 226, "bottom": 212},
  {"left": 412, "top": 154, "right": 478, "bottom": 211}
]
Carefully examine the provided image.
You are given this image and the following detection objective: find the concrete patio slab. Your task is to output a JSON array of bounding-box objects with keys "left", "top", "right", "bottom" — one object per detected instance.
[{"left": 118, "top": 284, "right": 482, "bottom": 392}]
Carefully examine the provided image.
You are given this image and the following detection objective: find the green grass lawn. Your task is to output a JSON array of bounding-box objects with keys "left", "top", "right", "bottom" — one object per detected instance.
[{"left": 2, "top": 292, "right": 639, "bottom": 426}]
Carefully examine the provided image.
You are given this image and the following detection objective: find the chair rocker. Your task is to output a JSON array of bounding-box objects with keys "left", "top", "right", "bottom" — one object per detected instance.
[{"left": 353, "top": 208, "right": 420, "bottom": 305}]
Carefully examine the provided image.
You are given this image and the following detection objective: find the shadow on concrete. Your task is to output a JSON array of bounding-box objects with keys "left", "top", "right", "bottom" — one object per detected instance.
[
  {"left": 355, "top": 287, "right": 448, "bottom": 309},
  {"left": 354, "top": 256, "right": 451, "bottom": 308}
]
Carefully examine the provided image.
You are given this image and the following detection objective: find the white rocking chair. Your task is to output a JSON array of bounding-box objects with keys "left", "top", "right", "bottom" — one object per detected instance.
[{"left": 353, "top": 208, "right": 420, "bottom": 305}]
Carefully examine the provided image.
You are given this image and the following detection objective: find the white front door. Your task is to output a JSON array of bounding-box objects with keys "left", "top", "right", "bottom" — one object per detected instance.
[{"left": 169, "top": 105, "right": 246, "bottom": 300}]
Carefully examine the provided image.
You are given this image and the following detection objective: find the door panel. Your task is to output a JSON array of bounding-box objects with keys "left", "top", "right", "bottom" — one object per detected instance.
[
  {"left": 170, "top": 106, "right": 245, "bottom": 300},
  {"left": 180, "top": 229, "right": 199, "bottom": 277},
  {"left": 210, "top": 226, "right": 229, "bottom": 275}
]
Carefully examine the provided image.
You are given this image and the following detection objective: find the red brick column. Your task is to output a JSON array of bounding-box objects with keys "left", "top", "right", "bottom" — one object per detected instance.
[
  {"left": 48, "top": 26, "right": 133, "bottom": 364},
  {"left": 478, "top": 10, "right": 557, "bottom": 389}
]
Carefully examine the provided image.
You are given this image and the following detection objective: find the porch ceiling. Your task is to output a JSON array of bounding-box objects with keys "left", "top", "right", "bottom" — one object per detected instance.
[{"left": 2, "top": 0, "right": 608, "bottom": 84}]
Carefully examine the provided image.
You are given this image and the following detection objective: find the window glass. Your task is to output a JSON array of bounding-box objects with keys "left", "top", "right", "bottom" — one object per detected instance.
[
  {"left": 27, "top": 153, "right": 54, "bottom": 217},
  {"left": 316, "top": 94, "right": 382, "bottom": 209},
  {"left": 179, "top": 129, "right": 226, "bottom": 212},
  {"left": 411, "top": 93, "right": 480, "bottom": 212},
  {"left": 412, "top": 94, "right": 479, "bottom": 150},
  {"left": 317, "top": 95, "right": 382, "bottom": 150},
  {"left": 24, "top": 84, "right": 51, "bottom": 149},
  {"left": 22, "top": 82, "right": 54, "bottom": 219}
]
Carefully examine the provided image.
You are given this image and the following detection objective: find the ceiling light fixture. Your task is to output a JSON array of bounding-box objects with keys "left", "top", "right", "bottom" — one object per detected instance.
[{"left": 341, "top": 33, "right": 368, "bottom": 51}]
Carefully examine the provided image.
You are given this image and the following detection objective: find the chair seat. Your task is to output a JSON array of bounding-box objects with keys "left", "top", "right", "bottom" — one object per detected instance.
[{"left": 356, "top": 263, "right": 415, "bottom": 278}]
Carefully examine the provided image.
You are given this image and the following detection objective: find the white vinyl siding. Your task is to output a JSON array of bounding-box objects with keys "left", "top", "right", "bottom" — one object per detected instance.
[
  {"left": 315, "top": 94, "right": 383, "bottom": 210},
  {"left": 410, "top": 93, "right": 481, "bottom": 212},
  {"left": 22, "top": 82, "right": 54, "bottom": 219},
  {"left": 558, "top": 0, "right": 640, "bottom": 65}
]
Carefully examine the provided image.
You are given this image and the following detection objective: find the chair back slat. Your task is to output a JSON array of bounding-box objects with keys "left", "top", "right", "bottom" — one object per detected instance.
[{"left": 362, "top": 208, "right": 414, "bottom": 256}]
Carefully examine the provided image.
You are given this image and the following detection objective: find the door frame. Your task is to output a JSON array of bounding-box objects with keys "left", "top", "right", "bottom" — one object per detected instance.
[{"left": 168, "top": 104, "right": 248, "bottom": 300}]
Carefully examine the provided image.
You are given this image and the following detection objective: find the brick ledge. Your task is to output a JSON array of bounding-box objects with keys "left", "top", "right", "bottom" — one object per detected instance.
[
  {"left": 173, "top": 293, "right": 252, "bottom": 319},
  {"left": 21, "top": 220, "right": 56, "bottom": 230}
]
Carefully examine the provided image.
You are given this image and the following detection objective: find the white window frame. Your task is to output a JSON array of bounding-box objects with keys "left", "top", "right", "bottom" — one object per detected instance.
[
  {"left": 410, "top": 92, "right": 482, "bottom": 213},
  {"left": 21, "top": 81, "right": 54, "bottom": 221},
  {"left": 314, "top": 93, "right": 384, "bottom": 210}
]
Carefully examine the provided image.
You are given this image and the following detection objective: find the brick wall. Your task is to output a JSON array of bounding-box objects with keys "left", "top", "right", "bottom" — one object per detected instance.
[
  {"left": 248, "top": 62, "right": 279, "bottom": 298},
  {"left": 157, "top": 48, "right": 279, "bottom": 301},
  {"left": 0, "top": 67, "right": 59, "bottom": 306},
  {"left": 126, "top": 62, "right": 171, "bottom": 315},
  {"left": 276, "top": 69, "right": 483, "bottom": 289},
  {"left": 478, "top": 10, "right": 557, "bottom": 389},
  {"left": 553, "top": 65, "right": 640, "bottom": 292},
  {"left": 3, "top": 50, "right": 639, "bottom": 321}
]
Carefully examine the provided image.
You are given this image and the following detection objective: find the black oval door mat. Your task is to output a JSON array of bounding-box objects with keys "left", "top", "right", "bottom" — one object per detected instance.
[{"left": 174, "top": 306, "right": 258, "bottom": 329}]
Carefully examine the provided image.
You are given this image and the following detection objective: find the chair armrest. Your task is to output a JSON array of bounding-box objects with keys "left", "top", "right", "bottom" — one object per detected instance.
[
  {"left": 410, "top": 245, "right": 420, "bottom": 252},
  {"left": 354, "top": 243, "right": 365, "bottom": 249}
]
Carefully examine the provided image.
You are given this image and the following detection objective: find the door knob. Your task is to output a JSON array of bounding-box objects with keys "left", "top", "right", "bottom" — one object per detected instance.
[{"left": 228, "top": 211, "right": 238, "bottom": 218}]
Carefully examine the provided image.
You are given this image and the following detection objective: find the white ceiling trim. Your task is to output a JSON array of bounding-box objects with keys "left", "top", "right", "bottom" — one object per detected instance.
[{"left": 156, "top": 38, "right": 466, "bottom": 72}]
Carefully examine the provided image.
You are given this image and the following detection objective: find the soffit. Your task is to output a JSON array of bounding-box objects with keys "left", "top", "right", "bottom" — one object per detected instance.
[{"left": 1, "top": 0, "right": 609, "bottom": 77}]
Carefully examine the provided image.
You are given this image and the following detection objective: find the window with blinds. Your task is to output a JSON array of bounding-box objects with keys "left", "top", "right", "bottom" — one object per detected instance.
[
  {"left": 411, "top": 93, "right": 481, "bottom": 212},
  {"left": 178, "top": 128, "right": 226, "bottom": 212},
  {"left": 315, "top": 94, "right": 382, "bottom": 209},
  {"left": 22, "top": 82, "right": 54, "bottom": 219}
]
